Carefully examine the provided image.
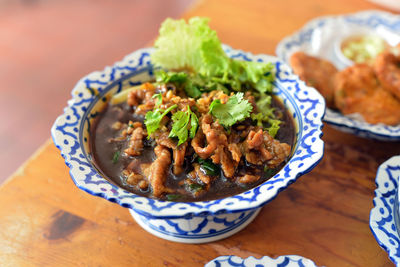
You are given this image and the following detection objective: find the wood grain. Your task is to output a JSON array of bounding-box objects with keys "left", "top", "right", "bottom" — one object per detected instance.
[{"left": 1, "top": 0, "right": 399, "bottom": 266}]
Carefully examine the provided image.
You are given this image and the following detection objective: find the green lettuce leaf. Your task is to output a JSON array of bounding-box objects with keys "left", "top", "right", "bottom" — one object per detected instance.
[{"left": 151, "top": 17, "right": 275, "bottom": 94}]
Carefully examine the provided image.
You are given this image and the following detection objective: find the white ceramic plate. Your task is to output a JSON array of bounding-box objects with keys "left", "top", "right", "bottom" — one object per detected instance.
[
  {"left": 276, "top": 10, "right": 400, "bottom": 141},
  {"left": 205, "top": 255, "right": 319, "bottom": 267}
]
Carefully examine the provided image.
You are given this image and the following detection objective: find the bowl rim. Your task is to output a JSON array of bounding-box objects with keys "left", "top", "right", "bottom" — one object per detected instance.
[
  {"left": 369, "top": 155, "right": 400, "bottom": 265},
  {"left": 51, "top": 45, "right": 325, "bottom": 219},
  {"left": 275, "top": 9, "right": 400, "bottom": 141},
  {"left": 205, "top": 255, "right": 318, "bottom": 267}
]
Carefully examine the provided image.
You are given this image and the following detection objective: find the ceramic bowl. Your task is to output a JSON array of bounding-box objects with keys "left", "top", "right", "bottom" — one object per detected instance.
[
  {"left": 51, "top": 45, "right": 325, "bottom": 243},
  {"left": 276, "top": 10, "right": 400, "bottom": 141},
  {"left": 370, "top": 155, "right": 400, "bottom": 264},
  {"left": 205, "top": 255, "right": 319, "bottom": 267}
]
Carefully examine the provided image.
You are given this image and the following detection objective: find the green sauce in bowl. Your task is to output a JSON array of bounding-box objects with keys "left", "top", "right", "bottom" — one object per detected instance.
[{"left": 341, "top": 35, "right": 387, "bottom": 64}]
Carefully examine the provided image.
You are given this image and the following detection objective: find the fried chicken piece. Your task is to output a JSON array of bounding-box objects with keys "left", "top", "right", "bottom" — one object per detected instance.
[
  {"left": 334, "top": 64, "right": 400, "bottom": 125},
  {"left": 290, "top": 51, "right": 338, "bottom": 107},
  {"left": 374, "top": 49, "right": 400, "bottom": 101}
]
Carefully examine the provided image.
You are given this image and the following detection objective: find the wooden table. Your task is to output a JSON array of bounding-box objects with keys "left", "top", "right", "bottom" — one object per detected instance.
[{"left": 1, "top": 0, "right": 399, "bottom": 266}]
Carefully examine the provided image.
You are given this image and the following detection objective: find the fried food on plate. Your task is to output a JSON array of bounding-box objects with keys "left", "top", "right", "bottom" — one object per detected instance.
[
  {"left": 290, "top": 51, "right": 338, "bottom": 107},
  {"left": 374, "top": 48, "right": 400, "bottom": 101},
  {"left": 334, "top": 64, "right": 400, "bottom": 125}
]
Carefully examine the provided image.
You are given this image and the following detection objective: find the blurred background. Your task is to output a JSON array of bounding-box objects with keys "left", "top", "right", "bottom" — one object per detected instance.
[{"left": 0, "top": 0, "right": 194, "bottom": 183}]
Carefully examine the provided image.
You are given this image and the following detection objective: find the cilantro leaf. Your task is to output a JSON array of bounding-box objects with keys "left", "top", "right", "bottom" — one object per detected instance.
[
  {"left": 169, "top": 106, "right": 199, "bottom": 145},
  {"left": 189, "top": 110, "right": 199, "bottom": 139},
  {"left": 209, "top": 92, "right": 253, "bottom": 127},
  {"left": 169, "top": 111, "right": 190, "bottom": 145},
  {"left": 144, "top": 104, "right": 177, "bottom": 136},
  {"left": 152, "top": 93, "right": 162, "bottom": 108}
]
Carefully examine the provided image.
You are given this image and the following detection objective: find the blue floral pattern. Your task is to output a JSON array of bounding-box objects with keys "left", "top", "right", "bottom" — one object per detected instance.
[
  {"left": 205, "top": 255, "right": 319, "bottom": 267},
  {"left": 130, "top": 208, "right": 260, "bottom": 242},
  {"left": 51, "top": 45, "right": 324, "bottom": 219},
  {"left": 370, "top": 155, "right": 400, "bottom": 265},
  {"left": 276, "top": 10, "right": 400, "bottom": 141}
]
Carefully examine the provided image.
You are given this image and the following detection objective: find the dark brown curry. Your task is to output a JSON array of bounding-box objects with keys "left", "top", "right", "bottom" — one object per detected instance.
[{"left": 91, "top": 82, "right": 295, "bottom": 202}]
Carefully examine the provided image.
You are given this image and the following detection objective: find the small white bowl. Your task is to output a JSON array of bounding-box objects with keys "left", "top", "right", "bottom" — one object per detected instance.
[{"left": 205, "top": 255, "right": 319, "bottom": 267}]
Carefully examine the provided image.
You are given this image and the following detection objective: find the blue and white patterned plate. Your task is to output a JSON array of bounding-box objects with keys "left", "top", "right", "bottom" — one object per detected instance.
[
  {"left": 205, "top": 255, "right": 319, "bottom": 267},
  {"left": 276, "top": 10, "right": 400, "bottom": 141},
  {"left": 370, "top": 155, "right": 400, "bottom": 264},
  {"left": 51, "top": 45, "right": 324, "bottom": 242}
]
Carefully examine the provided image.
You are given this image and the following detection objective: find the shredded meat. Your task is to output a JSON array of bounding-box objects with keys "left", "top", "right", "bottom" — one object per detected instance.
[
  {"left": 127, "top": 83, "right": 156, "bottom": 115},
  {"left": 211, "top": 145, "right": 236, "bottom": 178},
  {"left": 228, "top": 143, "right": 242, "bottom": 163},
  {"left": 263, "top": 132, "right": 291, "bottom": 168},
  {"left": 155, "top": 132, "right": 187, "bottom": 175},
  {"left": 149, "top": 145, "right": 171, "bottom": 197},
  {"left": 246, "top": 129, "right": 264, "bottom": 149},
  {"left": 124, "top": 124, "right": 145, "bottom": 156},
  {"left": 173, "top": 143, "right": 187, "bottom": 175},
  {"left": 105, "top": 87, "right": 293, "bottom": 200},
  {"left": 126, "top": 172, "right": 144, "bottom": 186},
  {"left": 127, "top": 82, "right": 155, "bottom": 106},
  {"left": 192, "top": 163, "right": 213, "bottom": 184},
  {"left": 238, "top": 174, "right": 261, "bottom": 184},
  {"left": 192, "top": 114, "right": 228, "bottom": 159},
  {"left": 243, "top": 129, "right": 290, "bottom": 168}
]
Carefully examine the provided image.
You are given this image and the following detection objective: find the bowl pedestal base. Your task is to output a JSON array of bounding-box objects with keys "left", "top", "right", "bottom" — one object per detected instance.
[{"left": 129, "top": 207, "right": 261, "bottom": 244}]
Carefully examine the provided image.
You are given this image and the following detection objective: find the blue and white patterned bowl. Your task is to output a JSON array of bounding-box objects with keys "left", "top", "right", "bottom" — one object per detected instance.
[
  {"left": 276, "top": 10, "right": 400, "bottom": 141},
  {"left": 205, "top": 255, "right": 319, "bottom": 267},
  {"left": 370, "top": 155, "right": 400, "bottom": 264},
  {"left": 51, "top": 45, "right": 325, "bottom": 243}
]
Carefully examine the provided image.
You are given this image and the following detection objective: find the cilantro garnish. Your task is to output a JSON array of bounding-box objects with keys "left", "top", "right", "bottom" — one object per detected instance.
[
  {"left": 169, "top": 106, "right": 199, "bottom": 145},
  {"left": 152, "top": 93, "right": 162, "bottom": 108},
  {"left": 144, "top": 104, "right": 177, "bottom": 136},
  {"left": 112, "top": 151, "right": 120, "bottom": 164},
  {"left": 209, "top": 92, "right": 253, "bottom": 127},
  {"left": 166, "top": 194, "right": 181, "bottom": 201}
]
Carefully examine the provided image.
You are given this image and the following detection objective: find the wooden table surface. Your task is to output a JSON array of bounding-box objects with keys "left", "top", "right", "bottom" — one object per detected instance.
[{"left": 1, "top": 0, "right": 399, "bottom": 266}]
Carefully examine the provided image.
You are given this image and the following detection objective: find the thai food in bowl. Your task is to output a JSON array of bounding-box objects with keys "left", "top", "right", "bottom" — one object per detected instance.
[
  {"left": 91, "top": 81, "right": 294, "bottom": 202},
  {"left": 51, "top": 17, "right": 324, "bottom": 243}
]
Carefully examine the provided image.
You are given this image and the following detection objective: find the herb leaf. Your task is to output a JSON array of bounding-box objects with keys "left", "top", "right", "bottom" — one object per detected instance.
[
  {"left": 209, "top": 92, "right": 253, "bottom": 127},
  {"left": 112, "top": 151, "right": 120, "bottom": 164},
  {"left": 188, "top": 183, "right": 203, "bottom": 192},
  {"left": 155, "top": 70, "right": 188, "bottom": 85},
  {"left": 169, "top": 106, "right": 199, "bottom": 145},
  {"left": 166, "top": 194, "right": 181, "bottom": 201},
  {"left": 151, "top": 17, "right": 275, "bottom": 94},
  {"left": 189, "top": 110, "right": 199, "bottom": 139},
  {"left": 198, "top": 158, "right": 219, "bottom": 176},
  {"left": 144, "top": 104, "right": 177, "bottom": 136},
  {"left": 152, "top": 93, "right": 162, "bottom": 108}
]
